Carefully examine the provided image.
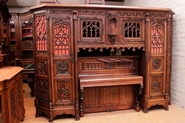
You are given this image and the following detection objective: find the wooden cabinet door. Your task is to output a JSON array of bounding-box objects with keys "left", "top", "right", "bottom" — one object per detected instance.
[{"left": 51, "top": 14, "right": 75, "bottom": 108}]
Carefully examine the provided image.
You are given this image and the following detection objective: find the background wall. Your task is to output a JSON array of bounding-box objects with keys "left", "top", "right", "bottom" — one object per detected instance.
[{"left": 125, "top": 0, "right": 185, "bottom": 108}]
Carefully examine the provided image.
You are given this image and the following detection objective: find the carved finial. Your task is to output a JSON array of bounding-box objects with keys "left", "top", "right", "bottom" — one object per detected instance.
[
  {"left": 100, "top": 48, "right": 103, "bottom": 52},
  {"left": 122, "top": 48, "right": 125, "bottom": 52},
  {"left": 88, "top": 48, "right": 92, "bottom": 52},
  {"left": 110, "top": 48, "right": 114, "bottom": 52},
  {"left": 132, "top": 48, "right": 136, "bottom": 52}
]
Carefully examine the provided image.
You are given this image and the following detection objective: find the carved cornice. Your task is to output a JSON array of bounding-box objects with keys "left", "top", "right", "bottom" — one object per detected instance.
[
  {"left": 146, "top": 12, "right": 168, "bottom": 18},
  {"left": 78, "top": 10, "right": 107, "bottom": 16},
  {"left": 119, "top": 11, "right": 144, "bottom": 17},
  {"left": 50, "top": 10, "right": 72, "bottom": 15},
  {"left": 77, "top": 10, "right": 145, "bottom": 18}
]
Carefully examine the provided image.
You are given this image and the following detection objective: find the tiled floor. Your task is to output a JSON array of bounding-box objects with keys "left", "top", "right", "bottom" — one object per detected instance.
[{"left": 22, "top": 83, "right": 185, "bottom": 123}]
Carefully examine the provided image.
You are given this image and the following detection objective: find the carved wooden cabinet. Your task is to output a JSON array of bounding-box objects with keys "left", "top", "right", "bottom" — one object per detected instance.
[
  {"left": 30, "top": 4, "right": 173, "bottom": 121},
  {"left": 0, "top": 12, "right": 34, "bottom": 67},
  {"left": 0, "top": 66, "right": 25, "bottom": 123},
  {"left": 19, "top": 12, "right": 34, "bottom": 68}
]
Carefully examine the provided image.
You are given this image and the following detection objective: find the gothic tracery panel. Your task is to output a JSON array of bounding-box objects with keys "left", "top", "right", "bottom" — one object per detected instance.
[
  {"left": 123, "top": 21, "right": 141, "bottom": 38},
  {"left": 35, "top": 15, "right": 47, "bottom": 52},
  {"left": 151, "top": 23, "right": 164, "bottom": 54},
  {"left": 54, "top": 22, "right": 70, "bottom": 55},
  {"left": 82, "top": 20, "right": 101, "bottom": 38}
]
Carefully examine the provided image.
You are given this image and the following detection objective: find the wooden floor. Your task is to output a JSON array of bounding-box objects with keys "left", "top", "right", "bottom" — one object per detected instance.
[{"left": 22, "top": 83, "right": 185, "bottom": 123}]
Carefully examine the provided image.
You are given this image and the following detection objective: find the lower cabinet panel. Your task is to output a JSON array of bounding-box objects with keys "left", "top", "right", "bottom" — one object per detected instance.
[{"left": 83, "top": 85, "right": 138, "bottom": 113}]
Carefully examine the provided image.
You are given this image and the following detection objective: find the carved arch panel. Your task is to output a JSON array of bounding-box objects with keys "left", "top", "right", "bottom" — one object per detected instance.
[
  {"left": 150, "top": 23, "right": 164, "bottom": 54},
  {"left": 53, "top": 19, "right": 71, "bottom": 56},
  {"left": 77, "top": 14, "right": 105, "bottom": 42},
  {"left": 121, "top": 18, "right": 145, "bottom": 42},
  {"left": 35, "top": 14, "right": 47, "bottom": 53}
]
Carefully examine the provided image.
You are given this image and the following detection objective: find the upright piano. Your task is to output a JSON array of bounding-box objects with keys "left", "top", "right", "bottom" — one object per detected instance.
[{"left": 30, "top": 4, "right": 174, "bottom": 121}]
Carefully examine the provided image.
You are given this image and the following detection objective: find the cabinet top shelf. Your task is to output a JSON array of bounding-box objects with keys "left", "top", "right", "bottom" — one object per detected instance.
[
  {"left": 30, "top": 4, "right": 174, "bottom": 14},
  {"left": 0, "top": 66, "right": 23, "bottom": 81}
]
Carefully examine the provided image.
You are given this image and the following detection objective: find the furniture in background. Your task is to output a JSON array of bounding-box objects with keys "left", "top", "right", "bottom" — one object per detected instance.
[
  {"left": 0, "top": 66, "right": 25, "bottom": 123},
  {"left": 0, "top": 2, "right": 25, "bottom": 123},
  {"left": 1, "top": 11, "right": 34, "bottom": 79},
  {"left": 30, "top": 4, "right": 173, "bottom": 122}
]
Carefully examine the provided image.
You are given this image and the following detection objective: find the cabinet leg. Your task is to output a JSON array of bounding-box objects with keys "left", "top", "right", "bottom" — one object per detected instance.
[
  {"left": 143, "top": 108, "right": 148, "bottom": 113},
  {"left": 21, "top": 116, "right": 25, "bottom": 122},
  {"left": 35, "top": 112, "right": 41, "bottom": 118},
  {"left": 164, "top": 105, "right": 169, "bottom": 111},
  {"left": 75, "top": 116, "right": 80, "bottom": 121},
  {"left": 135, "top": 84, "right": 142, "bottom": 112},
  {"left": 80, "top": 87, "right": 84, "bottom": 117},
  {"left": 48, "top": 117, "right": 54, "bottom": 122},
  {"left": 134, "top": 103, "right": 140, "bottom": 112}
]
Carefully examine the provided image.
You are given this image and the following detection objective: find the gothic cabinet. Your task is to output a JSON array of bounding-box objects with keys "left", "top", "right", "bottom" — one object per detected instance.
[
  {"left": 142, "top": 12, "right": 173, "bottom": 112},
  {"left": 31, "top": 7, "right": 77, "bottom": 121},
  {"left": 30, "top": 4, "right": 174, "bottom": 121}
]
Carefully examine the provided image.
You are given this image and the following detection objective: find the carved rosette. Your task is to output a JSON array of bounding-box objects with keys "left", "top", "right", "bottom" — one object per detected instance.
[
  {"left": 56, "top": 61, "right": 68, "bottom": 75},
  {"left": 152, "top": 58, "right": 162, "bottom": 71}
]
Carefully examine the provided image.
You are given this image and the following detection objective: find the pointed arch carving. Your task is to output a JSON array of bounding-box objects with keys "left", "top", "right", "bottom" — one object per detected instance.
[
  {"left": 53, "top": 19, "right": 71, "bottom": 56},
  {"left": 151, "top": 23, "right": 164, "bottom": 54}
]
